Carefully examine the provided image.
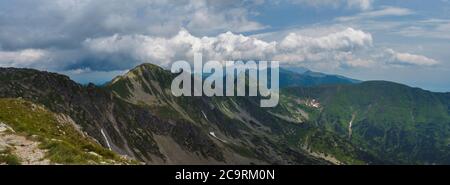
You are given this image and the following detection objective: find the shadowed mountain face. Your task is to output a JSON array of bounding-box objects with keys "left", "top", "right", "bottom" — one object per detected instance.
[{"left": 0, "top": 64, "right": 449, "bottom": 164}]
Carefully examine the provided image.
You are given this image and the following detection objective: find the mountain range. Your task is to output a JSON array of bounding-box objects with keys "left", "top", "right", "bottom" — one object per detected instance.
[{"left": 1, "top": 63, "right": 449, "bottom": 165}]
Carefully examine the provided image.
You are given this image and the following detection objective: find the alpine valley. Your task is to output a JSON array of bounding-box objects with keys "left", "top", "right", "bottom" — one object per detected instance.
[{"left": 1, "top": 63, "right": 449, "bottom": 165}]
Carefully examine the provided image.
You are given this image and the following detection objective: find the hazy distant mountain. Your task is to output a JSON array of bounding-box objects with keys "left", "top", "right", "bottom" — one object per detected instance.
[
  {"left": 279, "top": 68, "right": 361, "bottom": 88},
  {"left": 284, "top": 66, "right": 310, "bottom": 74}
]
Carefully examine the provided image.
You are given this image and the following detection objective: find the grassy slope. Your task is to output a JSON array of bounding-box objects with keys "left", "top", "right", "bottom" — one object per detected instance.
[
  {"left": 0, "top": 98, "right": 133, "bottom": 165},
  {"left": 285, "top": 81, "right": 450, "bottom": 164},
  {"left": 0, "top": 148, "right": 21, "bottom": 165}
]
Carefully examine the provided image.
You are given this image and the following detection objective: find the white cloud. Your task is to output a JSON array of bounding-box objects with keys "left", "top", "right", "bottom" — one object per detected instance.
[
  {"left": 86, "top": 27, "right": 441, "bottom": 70},
  {"left": 0, "top": 49, "right": 51, "bottom": 68},
  {"left": 1, "top": 27, "right": 439, "bottom": 79},
  {"left": 291, "top": 0, "right": 373, "bottom": 10},
  {"left": 278, "top": 28, "right": 372, "bottom": 53},
  {"left": 345, "top": 58, "right": 376, "bottom": 68},
  {"left": 0, "top": 0, "right": 266, "bottom": 50},
  {"left": 336, "top": 7, "right": 414, "bottom": 22},
  {"left": 272, "top": 28, "right": 373, "bottom": 67},
  {"left": 348, "top": 0, "right": 372, "bottom": 10},
  {"left": 394, "top": 19, "right": 450, "bottom": 40},
  {"left": 83, "top": 29, "right": 277, "bottom": 67},
  {"left": 84, "top": 28, "right": 372, "bottom": 67},
  {"left": 385, "top": 49, "right": 439, "bottom": 66}
]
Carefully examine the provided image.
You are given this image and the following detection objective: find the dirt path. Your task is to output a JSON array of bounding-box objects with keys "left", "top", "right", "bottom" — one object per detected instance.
[{"left": 0, "top": 122, "right": 50, "bottom": 165}]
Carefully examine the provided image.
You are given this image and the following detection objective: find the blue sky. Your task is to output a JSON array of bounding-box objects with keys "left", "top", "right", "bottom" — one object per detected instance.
[{"left": 0, "top": 0, "right": 449, "bottom": 92}]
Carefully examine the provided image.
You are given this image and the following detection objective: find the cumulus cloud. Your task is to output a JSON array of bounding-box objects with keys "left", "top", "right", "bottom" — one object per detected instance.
[
  {"left": 87, "top": 29, "right": 364, "bottom": 68},
  {"left": 385, "top": 49, "right": 439, "bottom": 66},
  {"left": 279, "top": 28, "right": 372, "bottom": 50},
  {"left": 83, "top": 29, "right": 277, "bottom": 68},
  {"left": 275, "top": 28, "right": 373, "bottom": 64},
  {"left": 81, "top": 27, "right": 437, "bottom": 70},
  {"left": 0, "top": 49, "right": 51, "bottom": 68},
  {"left": 0, "top": 0, "right": 265, "bottom": 50},
  {"left": 0, "top": 26, "right": 438, "bottom": 74},
  {"left": 0, "top": 0, "right": 439, "bottom": 75},
  {"left": 0, "top": 0, "right": 445, "bottom": 89}
]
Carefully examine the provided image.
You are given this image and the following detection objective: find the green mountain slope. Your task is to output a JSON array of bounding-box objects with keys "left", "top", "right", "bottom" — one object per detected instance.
[
  {"left": 285, "top": 81, "right": 450, "bottom": 164},
  {"left": 107, "top": 64, "right": 377, "bottom": 164},
  {"left": 0, "top": 98, "right": 133, "bottom": 164}
]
